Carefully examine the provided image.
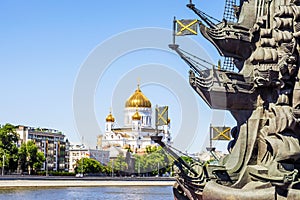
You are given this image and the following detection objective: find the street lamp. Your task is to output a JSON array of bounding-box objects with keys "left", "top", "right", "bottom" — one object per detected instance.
[
  {"left": 2, "top": 154, "right": 5, "bottom": 176},
  {"left": 138, "top": 159, "right": 140, "bottom": 177},
  {"left": 157, "top": 162, "right": 160, "bottom": 177},
  {"left": 111, "top": 160, "right": 114, "bottom": 177},
  {"left": 46, "top": 156, "right": 49, "bottom": 176},
  {"left": 80, "top": 144, "right": 84, "bottom": 176}
]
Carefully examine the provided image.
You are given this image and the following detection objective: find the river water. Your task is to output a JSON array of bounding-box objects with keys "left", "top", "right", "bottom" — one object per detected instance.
[{"left": 0, "top": 186, "right": 173, "bottom": 200}]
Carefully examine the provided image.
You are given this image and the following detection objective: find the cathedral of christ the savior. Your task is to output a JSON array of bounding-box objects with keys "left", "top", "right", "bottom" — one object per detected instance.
[{"left": 99, "top": 84, "right": 172, "bottom": 155}]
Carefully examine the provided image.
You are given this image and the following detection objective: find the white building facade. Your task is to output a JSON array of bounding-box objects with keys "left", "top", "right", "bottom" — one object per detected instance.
[
  {"left": 16, "top": 125, "right": 69, "bottom": 172},
  {"left": 68, "top": 144, "right": 109, "bottom": 172}
]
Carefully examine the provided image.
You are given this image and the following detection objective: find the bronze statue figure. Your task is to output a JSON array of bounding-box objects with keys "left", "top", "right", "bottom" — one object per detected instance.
[{"left": 152, "top": 0, "right": 300, "bottom": 199}]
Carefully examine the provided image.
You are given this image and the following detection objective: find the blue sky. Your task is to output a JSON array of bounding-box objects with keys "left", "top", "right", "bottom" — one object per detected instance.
[{"left": 0, "top": 0, "right": 235, "bottom": 153}]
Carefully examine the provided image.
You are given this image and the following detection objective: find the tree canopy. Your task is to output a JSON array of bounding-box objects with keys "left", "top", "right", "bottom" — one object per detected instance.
[
  {"left": 0, "top": 124, "right": 19, "bottom": 173},
  {"left": 19, "top": 140, "right": 45, "bottom": 174},
  {"left": 75, "top": 157, "right": 104, "bottom": 174},
  {"left": 134, "top": 146, "right": 172, "bottom": 176},
  {"left": 106, "top": 146, "right": 173, "bottom": 177}
]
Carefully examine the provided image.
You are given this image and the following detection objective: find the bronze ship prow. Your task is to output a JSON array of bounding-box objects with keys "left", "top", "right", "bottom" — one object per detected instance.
[{"left": 153, "top": 0, "right": 300, "bottom": 199}]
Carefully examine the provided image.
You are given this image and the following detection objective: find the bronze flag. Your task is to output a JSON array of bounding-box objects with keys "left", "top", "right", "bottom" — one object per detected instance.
[
  {"left": 155, "top": 106, "right": 168, "bottom": 126},
  {"left": 211, "top": 126, "right": 231, "bottom": 140},
  {"left": 176, "top": 19, "right": 198, "bottom": 36}
]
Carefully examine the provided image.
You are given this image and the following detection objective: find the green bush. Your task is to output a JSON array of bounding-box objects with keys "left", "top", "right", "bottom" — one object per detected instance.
[{"left": 37, "top": 171, "right": 76, "bottom": 176}]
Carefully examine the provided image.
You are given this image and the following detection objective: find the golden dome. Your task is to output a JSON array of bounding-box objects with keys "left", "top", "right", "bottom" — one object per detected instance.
[
  {"left": 132, "top": 111, "right": 141, "bottom": 121},
  {"left": 106, "top": 112, "right": 115, "bottom": 122},
  {"left": 125, "top": 85, "right": 151, "bottom": 108}
]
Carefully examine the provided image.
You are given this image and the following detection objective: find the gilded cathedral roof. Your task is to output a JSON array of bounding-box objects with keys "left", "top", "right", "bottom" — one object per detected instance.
[{"left": 125, "top": 85, "right": 151, "bottom": 108}]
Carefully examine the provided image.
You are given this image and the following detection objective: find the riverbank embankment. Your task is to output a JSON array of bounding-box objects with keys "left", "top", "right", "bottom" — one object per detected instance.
[{"left": 0, "top": 176, "right": 175, "bottom": 188}]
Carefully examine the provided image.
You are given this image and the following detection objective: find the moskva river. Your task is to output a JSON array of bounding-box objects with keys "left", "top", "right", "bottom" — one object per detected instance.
[{"left": 0, "top": 186, "right": 173, "bottom": 200}]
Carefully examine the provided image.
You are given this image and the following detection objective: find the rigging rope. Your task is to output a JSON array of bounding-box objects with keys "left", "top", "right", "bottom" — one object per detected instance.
[
  {"left": 178, "top": 47, "right": 216, "bottom": 69},
  {"left": 199, "top": 9, "right": 222, "bottom": 24},
  {"left": 165, "top": 143, "right": 201, "bottom": 163}
]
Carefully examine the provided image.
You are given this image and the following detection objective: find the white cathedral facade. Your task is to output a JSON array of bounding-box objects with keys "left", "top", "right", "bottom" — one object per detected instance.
[{"left": 99, "top": 84, "right": 172, "bottom": 155}]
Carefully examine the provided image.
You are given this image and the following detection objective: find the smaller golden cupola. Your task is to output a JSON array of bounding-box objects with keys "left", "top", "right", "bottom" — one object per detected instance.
[
  {"left": 106, "top": 111, "right": 115, "bottom": 122},
  {"left": 132, "top": 110, "right": 141, "bottom": 121}
]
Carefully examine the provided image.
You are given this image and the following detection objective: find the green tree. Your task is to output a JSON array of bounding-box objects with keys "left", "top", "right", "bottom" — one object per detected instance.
[
  {"left": 114, "top": 155, "right": 127, "bottom": 174},
  {"left": 102, "top": 164, "right": 112, "bottom": 175},
  {"left": 34, "top": 152, "right": 46, "bottom": 170},
  {"left": 107, "top": 155, "right": 127, "bottom": 176},
  {"left": 145, "top": 145, "right": 158, "bottom": 154},
  {"left": 75, "top": 158, "right": 103, "bottom": 174},
  {"left": 0, "top": 124, "right": 19, "bottom": 173},
  {"left": 134, "top": 147, "right": 172, "bottom": 176},
  {"left": 144, "top": 150, "right": 166, "bottom": 175},
  {"left": 18, "top": 141, "right": 45, "bottom": 174},
  {"left": 134, "top": 154, "right": 147, "bottom": 175}
]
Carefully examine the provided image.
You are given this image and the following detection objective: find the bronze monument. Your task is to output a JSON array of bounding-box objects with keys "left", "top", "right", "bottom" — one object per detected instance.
[{"left": 152, "top": 0, "right": 300, "bottom": 199}]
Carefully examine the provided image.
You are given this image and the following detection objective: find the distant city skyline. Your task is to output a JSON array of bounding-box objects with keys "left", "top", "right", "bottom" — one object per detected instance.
[{"left": 0, "top": 0, "right": 235, "bottom": 153}]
